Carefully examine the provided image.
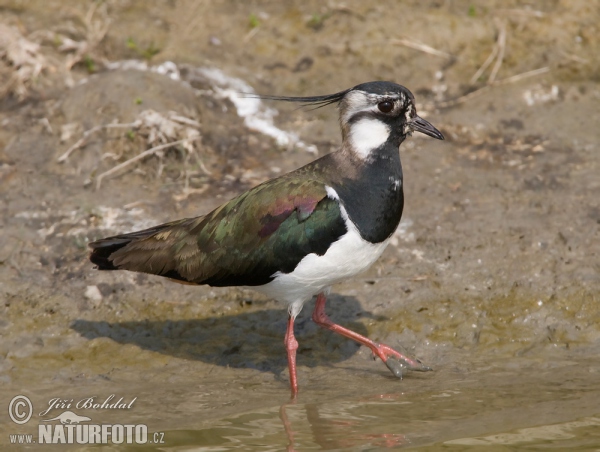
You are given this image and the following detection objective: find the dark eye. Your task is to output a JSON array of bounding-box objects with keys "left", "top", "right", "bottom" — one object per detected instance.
[{"left": 377, "top": 100, "right": 394, "bottom": 113}]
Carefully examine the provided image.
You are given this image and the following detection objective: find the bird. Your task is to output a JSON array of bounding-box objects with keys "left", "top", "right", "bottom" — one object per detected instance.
[{"left": 88, "top": 80, "right": 444, "bottom": 396}]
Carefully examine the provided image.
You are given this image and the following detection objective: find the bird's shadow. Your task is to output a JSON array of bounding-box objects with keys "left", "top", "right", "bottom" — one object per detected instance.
[{"left": 71, "top": 295, "right": 375, "bottom": 376}]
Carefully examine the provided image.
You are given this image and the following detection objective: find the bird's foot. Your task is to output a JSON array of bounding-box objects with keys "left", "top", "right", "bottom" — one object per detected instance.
[
  {"left": 311, "top": 292, "right": 432, "bottom": 382},
  {"left": 373, "top": 344, "right": 432, "bottom": 379}
]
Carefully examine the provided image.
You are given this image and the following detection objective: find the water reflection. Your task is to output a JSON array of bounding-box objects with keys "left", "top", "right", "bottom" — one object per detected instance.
[
  {"left": 155, "top": 394, "right": 416, "bottom": 450},
  {"left": 141, "top": 358, "right": 600, "bottom": 450},
  {"left": 279, "top": 395, "right": 409, "bottom": 450}
]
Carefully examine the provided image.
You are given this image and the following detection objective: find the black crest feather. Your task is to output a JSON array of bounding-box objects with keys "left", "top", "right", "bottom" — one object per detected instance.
[{"left": 249, "top": 89, "right": 351, "bottom": 110}]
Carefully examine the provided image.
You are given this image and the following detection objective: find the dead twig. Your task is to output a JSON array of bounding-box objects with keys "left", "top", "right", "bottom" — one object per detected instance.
[
  {"left": 173, "top": 185, "right": 209, "bottom": 202},
  {"left": 470, "top": 40, "right": 499, "bottom": 84},
  {"left": 428, "top": 67, "right": 550, "bottom": 109},
  {"left": 560, "top": 51, "right": 589, "bottom": 65},
  {"left": 469, "top": 18, "right": 507, "bottom": 84},
  {"left": 57, "top": 123, "right": 137, "bottom": 163},
  {"left": 168, "top": 115, "right": 201, "bottom": 128},
  {"left": 391, "top": 37, "right": 452, "bottom": 59},
  {"left": 499, "top": 66, "right": 550, "bottom": 84},
  {"left": 242, "top": 27, "right": 260, "bottom": 44},
  {"left": 445, "top": 13, "right": 548, "bottom": 111},
  {"left": 63, "top": 2, "right": 111, "bottom": 71},
  {"left": 0, "top": 24, "right": 49, "bottom": 99},
  {"left": 123, "top": 200, "right": 148, "bottom": 209},
  {"left": 427, "top": 85, "right": 492, "bottom": 109},
  {"left": 496, "top": 8, "right": 545, "bottom": 19},
  {"left": 95, "top": 137, "right": 201, "bottom": 190},
  {"left": 488, "top": 19, "right": 507, "bottom": 83}
]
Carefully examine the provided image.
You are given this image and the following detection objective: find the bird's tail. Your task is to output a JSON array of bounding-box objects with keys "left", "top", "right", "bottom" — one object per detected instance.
[
  {"left": 89, "top": 223, "right": 175, "bottom": 270},
  {"left": 89, "top": 213, "right": 210, "bottom": 284}
]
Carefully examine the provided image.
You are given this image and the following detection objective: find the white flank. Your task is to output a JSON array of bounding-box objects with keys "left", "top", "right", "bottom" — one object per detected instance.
[
  {"left": 349, "top": 117, "right": 391, "bottom": 159},
  {"left": 256, "top": 187, "right": 391, "bottom": 318}
]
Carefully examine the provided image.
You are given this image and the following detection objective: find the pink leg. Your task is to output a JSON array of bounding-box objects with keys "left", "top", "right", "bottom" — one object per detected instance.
[
  {"left": 284, "top": 315, "right": 299, "bottom": 397},
  {"left": 311, "top": 293, "right": 431, "bottom": 378}
]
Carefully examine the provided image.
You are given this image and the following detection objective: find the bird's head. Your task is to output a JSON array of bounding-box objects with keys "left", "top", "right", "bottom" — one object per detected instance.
[
  {"left": 258, "top": 81, "right": 443, "bottom": 160},
  {"left": 341, "top": 81, "right": 443, "bottom": 137}
]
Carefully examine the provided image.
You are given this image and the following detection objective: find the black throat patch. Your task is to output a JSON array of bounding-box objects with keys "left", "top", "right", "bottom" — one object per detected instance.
[{"left": 329, "top": 139, "right": 404, "bottom": 244}]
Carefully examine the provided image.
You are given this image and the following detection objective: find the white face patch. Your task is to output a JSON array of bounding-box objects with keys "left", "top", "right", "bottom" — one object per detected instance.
[{"left": 349, "top": 117, "right": 391, "bottom": 159}]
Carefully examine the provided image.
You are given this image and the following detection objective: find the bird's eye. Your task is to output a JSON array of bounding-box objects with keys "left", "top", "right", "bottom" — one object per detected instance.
[{"left": 377, "top": 100, "right": 394, "bottom": 113}]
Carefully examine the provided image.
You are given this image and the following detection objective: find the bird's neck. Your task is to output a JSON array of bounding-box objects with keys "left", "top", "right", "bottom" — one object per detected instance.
[{"left": 325, "top": 138, "right": 405, "bottom": 244}]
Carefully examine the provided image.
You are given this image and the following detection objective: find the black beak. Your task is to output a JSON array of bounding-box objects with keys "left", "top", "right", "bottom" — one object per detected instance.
[{"left": 409, "top": 116, "right": 444, "bottom": 140}]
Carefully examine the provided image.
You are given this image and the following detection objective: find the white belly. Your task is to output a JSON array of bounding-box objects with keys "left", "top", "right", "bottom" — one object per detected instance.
[{"left": 254, "top": 187, "right": 392, "bottom": 318}]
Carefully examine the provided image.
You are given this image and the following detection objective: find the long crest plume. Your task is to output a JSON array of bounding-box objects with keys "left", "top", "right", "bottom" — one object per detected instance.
[{"left": 253, "top": 88, "right": 351, "bottom": 110}]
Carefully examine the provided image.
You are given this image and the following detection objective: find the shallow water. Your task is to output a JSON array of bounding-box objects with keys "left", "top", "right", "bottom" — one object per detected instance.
[{"left": 4, "top": 336, "right": 600, "bottom": 450}]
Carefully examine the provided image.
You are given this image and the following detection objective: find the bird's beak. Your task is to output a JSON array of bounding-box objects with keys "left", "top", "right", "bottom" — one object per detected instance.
[{"left": 409, "top": 116, "right": 444, "bottom": 140}]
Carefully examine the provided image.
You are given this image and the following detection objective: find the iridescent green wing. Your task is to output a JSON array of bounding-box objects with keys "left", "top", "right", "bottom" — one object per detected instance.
[{"left": 90, "top": 177, "right": 347, "bottom": 286}]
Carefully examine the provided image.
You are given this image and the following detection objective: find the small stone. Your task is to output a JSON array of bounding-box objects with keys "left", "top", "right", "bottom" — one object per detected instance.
[{"left": 84, "top": 285, "right": 103, "bottom": 301}]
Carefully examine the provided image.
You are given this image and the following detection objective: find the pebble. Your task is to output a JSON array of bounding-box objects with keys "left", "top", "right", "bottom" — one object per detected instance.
[{"left": 84, "top": 285, "right": 103, "bottom": 301}]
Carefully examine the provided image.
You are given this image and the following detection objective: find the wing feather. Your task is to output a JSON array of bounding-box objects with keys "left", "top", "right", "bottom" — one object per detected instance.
[{"left": 89, "top": 176, "right": 347, "bottom": 286}]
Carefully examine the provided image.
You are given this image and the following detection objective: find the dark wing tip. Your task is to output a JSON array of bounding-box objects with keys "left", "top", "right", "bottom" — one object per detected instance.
[{"left": 88, "top": 237, "right": 132, "bottom": 270}]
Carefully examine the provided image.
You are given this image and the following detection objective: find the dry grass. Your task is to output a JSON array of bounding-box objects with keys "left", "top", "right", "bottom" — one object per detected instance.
[
  {"left": 58, "top": 109, "right": 203, "bottom": 190},
  {"left": 0, "top": 24, "right": 49, "bottom": 99}
]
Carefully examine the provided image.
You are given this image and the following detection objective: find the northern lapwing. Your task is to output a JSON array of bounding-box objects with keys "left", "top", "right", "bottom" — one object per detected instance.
[{"left": 89, "top": 81, "right": 444, "bottom": 396}]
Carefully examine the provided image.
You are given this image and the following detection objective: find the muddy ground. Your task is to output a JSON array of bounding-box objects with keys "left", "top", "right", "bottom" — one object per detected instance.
[{"left": 1, "top": 1, "right": 599, "bottom": 450}]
